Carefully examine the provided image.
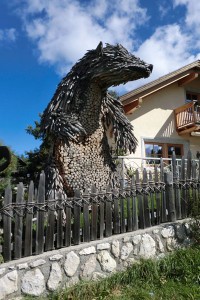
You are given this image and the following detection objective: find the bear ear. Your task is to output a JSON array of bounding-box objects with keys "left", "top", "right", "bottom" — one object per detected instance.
[{"left": 96, "top": 41, "right": 103, "bottom": 56}]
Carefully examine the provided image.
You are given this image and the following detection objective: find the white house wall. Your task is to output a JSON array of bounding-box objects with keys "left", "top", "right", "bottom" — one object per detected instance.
[{"left": 126, "top": 80, "right": 200, "bottom": 164}]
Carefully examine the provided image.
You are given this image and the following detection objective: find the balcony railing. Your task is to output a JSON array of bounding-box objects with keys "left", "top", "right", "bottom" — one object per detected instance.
[{"left": 174, "top": 101, "right": 200, "bottom": 133}]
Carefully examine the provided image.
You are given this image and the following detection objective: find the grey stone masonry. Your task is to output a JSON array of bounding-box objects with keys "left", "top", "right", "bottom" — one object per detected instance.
[{"left": 0, "top": 220, "right": 191, "bottom": 299}]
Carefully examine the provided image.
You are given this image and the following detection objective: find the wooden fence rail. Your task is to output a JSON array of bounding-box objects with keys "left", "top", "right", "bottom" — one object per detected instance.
[{"left": 0, "top": 151, "right": 199, "bottom": 262}]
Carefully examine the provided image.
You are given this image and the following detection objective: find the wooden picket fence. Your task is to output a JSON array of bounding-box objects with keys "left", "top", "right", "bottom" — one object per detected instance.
[{"left": 0, "top": 151, "right": 199, "bottom": 262}]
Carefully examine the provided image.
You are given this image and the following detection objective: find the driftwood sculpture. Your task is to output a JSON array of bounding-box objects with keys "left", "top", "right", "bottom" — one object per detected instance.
[
  {"left": 41, "top": 42, "right": 152, "bottom": 197},
  {"left": 0, "top": 146, "right": 11, "bottom": 172}
]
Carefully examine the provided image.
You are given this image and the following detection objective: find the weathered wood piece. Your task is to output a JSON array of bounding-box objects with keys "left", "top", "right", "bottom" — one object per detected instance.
[
  {"left": 131, "top": 176, "right": 138, "bottom": 231},
  {"left": 3, "top": 184, "right": 12, "bottom": 262},
  {"left": 113, "top": 188, "right": 120, "bottom": 234},
  {"left": 36, "top": 172, "right": 45, "bottom": 255},
  {"left": 73, "top": 190, "right": 81, "bottom": 245},
  {"left": 24, "top": 181, "right": 34, "bottom": 256},
  {"left": 154, "top": 166, "right": 161, "bottom": 225},
  {"left": 45, "top": 191, "right": 56, "bottom": 251},
  {"left": 136, "top": 169, "right": 145, "bottom": 229},
  {"left": 99, "top": 190, "right": 105, "bottom": 239},
  {"left": 160, "top": 158, "right": 167, "bottom": 222},
  {"left": 83, "top": 189, "right": 90, "bottom": 242},
  {"left": 186, "top": 150, "right": 192, "bottom": 215},
  {"left": 64, "top": 200, "right": 72, "bottom": 247},
  {"left": 14, "top": 182, "right": 24, "bottom": 259},
  {"left": 172, "top": 152, "right": 181, "bottom": 219},
  {"left": 105, "top": 185, "right": 112, "bottom": 237},
  {"left": 57, "top": 193, "right": 63, "bottom": 248},
  {"left": 119, "top": 181, "right": 126, "bottom": 233},
  {"left": 164, "top": 172, "right": 176, "bottom": 222},
  {"left": 180, "top": 157, "right": 187, "bottom": 218},
  {"left": 91, "top": 185, "right": 98, "bottom": 241},
  {"left": 142, "top": 169, "right": 151, "bottom": 227}
]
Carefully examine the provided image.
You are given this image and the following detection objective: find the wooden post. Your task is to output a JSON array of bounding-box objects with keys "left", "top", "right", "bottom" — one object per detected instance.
[
  {"left": 142, "top": 169, "right": 151, "bottom": 227},
  {"left": 119, "top": 181, "right": 125, "bottom": 233},
  {"left": 24, "top": 181, "right": 34, "bottom": 256},
  {"left": 14, "top": 182, "right": 24, "bottom": 259},
  {"left": 99, "top": 189, "right": 105, "bottom": 240},
  {"left": 113, "top": 188, "right": 120, "bottom": 234},
  {"left": 154, "top": 166, "right": 161, "bottom": 225},
  {"left": 186, "top": 150, "right": 192, "bottom": 215},
  {"left": 172, "top": 151, "right": 181, "bottom": 219},
  {"left": 3, "top": 184, "right": 12, "bottom": 262},
  {"left": 57, "top": 192, "right": 63, "bottom": 249},
  {"left": 136, "top": 169, "right": 145, "bottom": 229},
  {"left": 36, "top": 172, "right": 45, "bottom": 255},
  {"left": 164, "top": 172, "right": 176, "bottom": 222},
  {"left": 105, "top": 185, "right": 112, "bottom": 237},
  {"left": 91, "top": 185, "right": 98, "bottom": 241},
  {"left": 180, "top": 157, "right": 187, "bottom": 218},
  {"left": 73, "top": 189, "right": 81, "bottom": 245},
  {"left": 160, "top": 158, "right": 167, "bottom": 222},
  {"left": 83, "top": 189, "right": 90, "bottom": 242},
  {"left": 131, "top": 176, "right": 138, "bottom": 231},
  {"left": 45, "top": 191, "right": 56, "bottom": 251}
]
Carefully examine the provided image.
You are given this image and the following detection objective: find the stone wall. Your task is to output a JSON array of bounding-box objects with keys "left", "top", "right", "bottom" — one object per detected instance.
[{"left": 0, "top": 220, "right": 191, "bottom": 299}]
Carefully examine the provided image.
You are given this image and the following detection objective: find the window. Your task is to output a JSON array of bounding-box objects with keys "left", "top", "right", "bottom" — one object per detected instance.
[
  {"left": 186, "top": 92, "right": 200, "bottom": 104},
  {"left": 145, "top": 142, "right": 183, "bottom": 160}
]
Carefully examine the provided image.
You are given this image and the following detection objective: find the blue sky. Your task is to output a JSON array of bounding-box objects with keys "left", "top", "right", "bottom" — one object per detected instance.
[{"left": 0, "top": 0, "right": 200, "bottom": 155}]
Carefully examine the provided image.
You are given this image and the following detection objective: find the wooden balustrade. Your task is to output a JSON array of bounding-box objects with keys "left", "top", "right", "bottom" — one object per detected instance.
[{"left": 174, "top": 101, "right": 200, "bottom": 134}]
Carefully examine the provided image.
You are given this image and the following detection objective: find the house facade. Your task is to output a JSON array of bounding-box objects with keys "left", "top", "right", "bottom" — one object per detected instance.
[{"left": 120, "top": 61, "right": 200, "bottom": 164}]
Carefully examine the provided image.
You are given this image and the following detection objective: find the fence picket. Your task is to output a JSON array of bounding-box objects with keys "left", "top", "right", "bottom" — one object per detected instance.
[
  {"left": 36, "top": 172, "right": 45, "bottom": 255},
  {"left": 113, "top": 188, "right": 120, "bottom": 234},
  {"left": 3, "top": 184, "right": 12, "bottom": 262},
  {"left": 45, "top": 191, "right": 56, "bottom": 251},
  {"left": 142, "top": 169, "right": 151, "bottom": 227},
  {"left": 91, "top": 185, "right": 98, "bottom": 241},
  {"left": 83, "top": 190, "right": 90, "bottom": 242},
  {"left": 126, "top": 185, "right": 133, "bottom": 232},
  {"left": 57, "top": 193, "right": 63, "bottom": 248},
  {"left": 160, "top": 158, "right": 167, "bottom": 222},
  {"left": 24, "top": 181, "right": 34, "bottom": 256},
  {"left": 99, "top": 190, "right": 105, "bottom": 239},
  {"left": 105, "top": 185, "right": 112, "bottom": 237},
  {"left": 131, "top": 176, "right": 138, "bottom": 231},
  {"left": 180, "top": 157, "right": 187, "bottom": 218},
  {"left": 186, "top": 150, "right": 192, "bottom": 215},
  {"left": 149, "top": 171, "right": 155, "bottom": 225},
  {"left": 119, "top": 181, "right": 125, "bottom": 233},
  {"left": 172, "top": 152, "right": 181, "bottom": 219},
  {"left": 164, "top": 172, "right": 176, "bottom": 222},
  {"left": 64, "top": 200, "right": 72, "bottom": 247},
  {"left": 154, "top": 166, "right": 161, "bottom": 225},
  {"left": 73, "top": 190, "right": 81, "bottom": 245},
  {"left": 136, "top": 169, "right": 145, "bottom": 229},
  {"left": 14, "top": 182, "right": 24, "bottom": 259}
]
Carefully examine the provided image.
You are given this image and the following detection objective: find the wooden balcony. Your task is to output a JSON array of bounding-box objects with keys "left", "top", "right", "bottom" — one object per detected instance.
[{"left": 174, "top": 101, "right": 200, "bottom": 135}]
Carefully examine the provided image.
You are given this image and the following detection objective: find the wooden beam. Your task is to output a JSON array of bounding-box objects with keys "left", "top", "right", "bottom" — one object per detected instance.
[
  {"left": 178, "top": 125, "right": 200, "bottom": 135},
  {"left": 178, "top": 72, "right": 198, "bottom": 86},
  {"left": 124, "top": 99, "right": 140, "bottom": 114}
]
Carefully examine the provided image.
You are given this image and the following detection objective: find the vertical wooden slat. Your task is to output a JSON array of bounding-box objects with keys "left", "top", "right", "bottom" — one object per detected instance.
[
  {"left": 191, "top": 160, "right": 198, "bottom": 215},
  {"left": 160, "top": 158, "right": 167, "bottom": 222},
  {"left": 83, "top": 190, "right": 90, "bottom": 242},
  {"left": 105, "top": 185, "right": 112, "bottom": 237},
  {"left": 91, "top": 185, "right": 98, "bottom": 241},
  {"left": 64, "top": 199, "right": 72, "bottom": 247},
  {"left": 172, "top": 152, "right": 181, "bottom": 219},
  {"left": 149, "top": 171, "right": 155, "bottom": 225},
  {"left": 136, "top": 169, "right": 145, "bottom": 229},
  {"left": 113, "top": 188, "right": 120, "bottom": 234},
  {"left": 57, "top": 193, "right": 63, "bottom": 249},
  {"left": 164, "top": 172, "right": 176, "bottom": 222},
  {"left": 36, "top": 172, "right": 45, "bottom": 255},
  {"left": 24, "top": 181, "right": 34, "bottom": 257},
  {"left": 154, "top": 166, "right": 161, "bottom": 225},
  {"left": 45, "top": 191, "right": 56, "bottom": 251},
  {"left": 14, "top": 182, "right": 24, "bottom": 259},
  {"left": 131, "top": 176, "right": 138, "bottom": 231},
  {"left": 186, "top": 150, "right": 192, "bottom": 215},
  {"left": 126, "top": 185, "right": 132, "bottom": 232},
  {"left": 99, "top": 190, "right": 105, "bottom": 239},
  {"left": 3, "top": 184, "right": 12, "bottom": 262},
  {"left": 120, "top": 181, "right": 125, "bottom": 233},
  {"left": 73, "top": 189, "right": 81, "bottom": 245},
  {"left": 142, "top": 169, "right": 151, "bottom": 227},
  {"left": 180, "top": 157, "right": 187, "bottom": 218}
]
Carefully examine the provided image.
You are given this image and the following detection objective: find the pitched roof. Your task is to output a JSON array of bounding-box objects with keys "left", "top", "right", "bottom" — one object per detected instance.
[{"left": 120, "top": 60, "right": 200, "bottom": 108}]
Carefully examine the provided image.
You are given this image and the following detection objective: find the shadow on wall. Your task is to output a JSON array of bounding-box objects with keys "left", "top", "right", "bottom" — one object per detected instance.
[{"left": 155, "top": 112, "right": 176, "bottom": 138}]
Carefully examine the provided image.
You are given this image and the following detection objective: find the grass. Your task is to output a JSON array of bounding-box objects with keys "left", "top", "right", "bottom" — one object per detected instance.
[{"left": 44, "top": 246, "right": 200, "bottom": 300}]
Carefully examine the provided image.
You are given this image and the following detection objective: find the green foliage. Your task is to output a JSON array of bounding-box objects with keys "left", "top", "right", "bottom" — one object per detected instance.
[{"left": 0, "top": 144, "right": 18, "bottom": 197}]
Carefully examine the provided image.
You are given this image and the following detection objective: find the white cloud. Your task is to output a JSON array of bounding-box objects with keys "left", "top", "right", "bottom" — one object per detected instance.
[
  {"left": 173, "top": 0, "right": 200, "bottom": 34},
  {"left": 16, "top": 0, "right": 148, "bottom": 73},
  {"left": 0, "top": 28, "right": 17, "bottom": 42}
]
